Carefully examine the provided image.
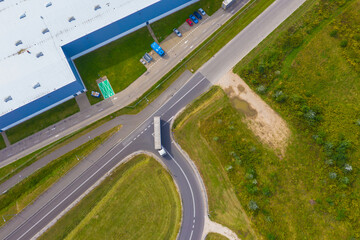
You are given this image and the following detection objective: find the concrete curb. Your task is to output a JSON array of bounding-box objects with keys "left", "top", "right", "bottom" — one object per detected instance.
[{"left": 31, "top": 151, "right": 182, "bottom": 240}]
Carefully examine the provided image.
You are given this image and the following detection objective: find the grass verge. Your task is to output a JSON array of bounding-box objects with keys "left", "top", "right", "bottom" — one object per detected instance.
[
  {"left": 5, "top": 99, "right": 80, "bottom": 144},
  {"left": 39, "top": 155, "right": 181, "bottom": 240},
  {"left": 74, "top": 27, "right": 154, "bottom": 105},
  {"left": 0, "top": 126, "right": 120, "bottom": 227},
  {"left": 150, "top": 0, "right": 222, "bottom": 42},
  {"left": 206, "top": 233, "right": 229, "bottom": 240},
  {"left": 0, "top": 121, "right": 119, "bottom": 186},
  {"left": 173, "top": 87, "right": 257, "bottom": 239}
]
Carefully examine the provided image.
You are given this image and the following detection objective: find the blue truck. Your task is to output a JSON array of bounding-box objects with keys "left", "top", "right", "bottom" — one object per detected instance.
[{"left": 151, "top": 42, "right": 165, "bottom": 57}]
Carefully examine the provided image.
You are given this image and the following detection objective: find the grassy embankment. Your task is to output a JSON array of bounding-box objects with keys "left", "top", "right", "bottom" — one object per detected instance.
[
  {"left": 173, "top": 0, "right": 359, "bottom": 239},
  {"left": 5, "top": 99, "right": 79, "bottom": 144},
  {"left": 39, "top": 155, "right": 181, "bottom": 240},
  {"left": 234, "top": 0, "right": 360, "bottom": 238},
  {"left": 150, "top": 0, "right": 222, "bottom": 42},
  {"left": 0, "top": 126, "right": 120, "bottom": 227},
  {"left": 173, "top": 87, "right": 258, "bottom": 240},
  {"left": 0, "top": 121, "right": 119, "bottom": 186},
  {"left": 206, "top": 233, "right": 229, "bottom": 240}
]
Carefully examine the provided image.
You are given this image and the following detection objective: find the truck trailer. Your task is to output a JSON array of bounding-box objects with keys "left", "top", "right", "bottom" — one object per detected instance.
[{"left": 154, "top": 116, "right": 166, "bottom": 156}]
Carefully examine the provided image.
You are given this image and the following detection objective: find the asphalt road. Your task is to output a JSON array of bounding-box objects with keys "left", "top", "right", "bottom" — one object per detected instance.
[
  {"left": 1, "top": 73, "right": 211, "bottom": 240},
  {"left": 0, "top": 0, "right": 306, "bottom": 239}
]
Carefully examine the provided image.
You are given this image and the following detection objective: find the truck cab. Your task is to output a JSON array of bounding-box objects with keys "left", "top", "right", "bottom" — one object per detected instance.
[{"left": 158, "top": 147, "right": 166, "bottom": 156}]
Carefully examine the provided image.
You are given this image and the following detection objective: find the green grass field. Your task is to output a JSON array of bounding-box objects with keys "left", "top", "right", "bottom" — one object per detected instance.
[
  {"left": 150, "top": 0, "right": 222, "bottom": 42},
  {"left": 40, "top": 155, "right": 181, "bottom": 240},
  {"left": 0, "top": 126, "right": 119, "bottom": 227},
  {"left": 5, "top": 99, "right": 79, "bottom": 144},
  {"left": 217, "top": 0, "right": 360, "bottom": 238},
  {"left": 174, "top": 87, "right": 257, "bottom": 240},
  {"left": 174, "top": 84, "right": 358, "bottom": 239},
  {"left": 206, "top": 233, "right": 229, "bottom": 240},
  {"left": 0, "top": 135, "right": 5, "bottom": 150},
  {"left": 74, "top": 27, "right": 153, "bottom": 105}
]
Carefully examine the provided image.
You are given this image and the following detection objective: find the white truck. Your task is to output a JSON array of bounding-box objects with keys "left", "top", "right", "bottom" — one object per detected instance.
[{"left": 154, "top": 116, "right": 166, "bottom": 156}]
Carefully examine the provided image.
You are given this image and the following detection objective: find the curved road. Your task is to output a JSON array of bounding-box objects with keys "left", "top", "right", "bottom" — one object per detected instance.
[{"left": 2, "top": 73, "right": 211, "bottom": 240}]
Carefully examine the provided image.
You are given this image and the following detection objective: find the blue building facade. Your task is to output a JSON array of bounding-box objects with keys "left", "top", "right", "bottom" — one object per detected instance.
[{"left": 0, "top": 0, "right": 196, "bottom": 131}]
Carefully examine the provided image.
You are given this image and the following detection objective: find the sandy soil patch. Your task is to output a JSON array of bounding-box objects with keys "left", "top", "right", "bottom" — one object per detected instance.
[{"left": 217, "top": 71, "right": 290, "bottom": 157}]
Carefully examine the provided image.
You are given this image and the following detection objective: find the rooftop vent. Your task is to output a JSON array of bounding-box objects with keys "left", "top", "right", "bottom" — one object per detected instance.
[
  {"left": 45, "top": 2, "right": 52, "bottom": 7},
  {"left": 20, "top": 13, "right": 26, "bottom": 19},
  {"left": 36, "top": 52, "right": 44, "bottom": 58},
  {"left": 94, "top": 5, "right": 101, "bottom": 11},
  {"left": 4, "top": 96, "right": 12, "bottom": 102},
  {"left": 68, "top": 16, "right": 75, "bottom": 22},
  {"left": 15, "top": 40, "right": 23, "bottom": 46},
  {"left": 33, "top": 83, "right": 41, "bottom": 89},
  {"left": 42, "top": 28, "right": 49, "bottom": 34}
]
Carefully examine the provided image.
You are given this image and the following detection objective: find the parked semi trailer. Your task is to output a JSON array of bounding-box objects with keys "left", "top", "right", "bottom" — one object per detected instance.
[{"left": 154, "top": 116, "right": 166, "bottom": 156}]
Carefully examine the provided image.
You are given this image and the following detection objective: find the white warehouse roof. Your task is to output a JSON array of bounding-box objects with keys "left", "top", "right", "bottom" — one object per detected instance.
[{"left": 0, "top": 0, "right": 159, "bottom": 117}]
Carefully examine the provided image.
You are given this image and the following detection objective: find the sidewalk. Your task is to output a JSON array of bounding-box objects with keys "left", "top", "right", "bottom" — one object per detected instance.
[{"left": 0, "top": 0, "right": 250, "bottom": 167}]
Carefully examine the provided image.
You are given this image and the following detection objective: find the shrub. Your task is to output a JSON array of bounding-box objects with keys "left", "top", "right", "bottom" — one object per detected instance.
[
  {"left": 262, "top": 186, "right": 272, "bottom": 197},
  {"left": 329, "top": 172, "right": 337, "bottom": 179},
  {"left": 340, "top": 39, "right": 348, "bottom": 48},
  {"left": 330, "top": 29, "right": 338, "bottom": 37},
  {"left": 325, "top": 159, "right": 334, "bottom": 166},
  {"left": 256, "top": 85, "right": 267, "bottom": 94},
  {"left": 355, "top": 119, "right": 360, "bottom": 126},
  {"left": 248, "top": 200, "right": 259, "bottom": 211},
  {"left": 341, "top": 177, "right": 350, "bottom": 185},
  {"left": 344, "top": 163, "right": 352, "bottom": 172},
  {"left": 225, "top": 165, "right": 233, "bottom": 172},
  {"left": 273, "top": 90, "right": 287, "bottom": 103}
]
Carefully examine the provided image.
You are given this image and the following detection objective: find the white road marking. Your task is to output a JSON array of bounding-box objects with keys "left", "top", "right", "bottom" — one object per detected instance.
[
  {"left": 12, "top": 76, "right": 207, "bottom": 240},
  {"left": 165, "top": 149, "right": 196, "bottom": 219},
  {"left": 15, "top": 140, "right": 134, "bottom": 240},
  {"left": 189, "top": 45, "right": 193, "bottom": 49},
  {"left": 162, "top": 116, "right": 174, "bottom": 126},
  {"left": 189, "top": 230, "right": 194, "bottom": 240},
  {"left": 113, "top": 97, "right": 117, "bottom": 100},
  {"left": 54, "top": 135, "right": 59, "bottom": 138}
]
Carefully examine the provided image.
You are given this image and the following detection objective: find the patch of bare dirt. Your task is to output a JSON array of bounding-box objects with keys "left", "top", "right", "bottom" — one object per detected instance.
[{"left": 217, "top": 71, "right": 290, "bottom": 157}]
